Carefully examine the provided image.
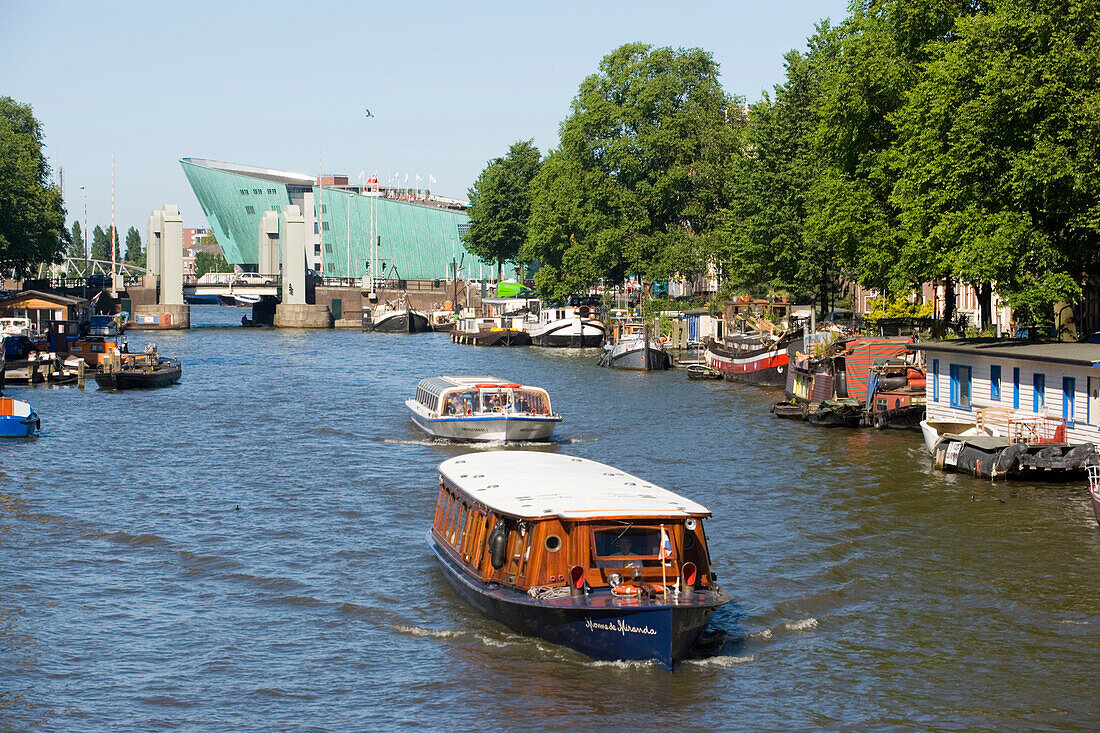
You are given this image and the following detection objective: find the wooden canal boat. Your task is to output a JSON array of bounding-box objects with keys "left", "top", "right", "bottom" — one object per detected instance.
[
  {"left": 429, "top": 451, "right": 730, "bottom": 668},
  {"left": 407, "top": 376, "right": 561, "bottom": 441},
  {"left": 94, "top": 350, "right": 182, "bottom": 390}
]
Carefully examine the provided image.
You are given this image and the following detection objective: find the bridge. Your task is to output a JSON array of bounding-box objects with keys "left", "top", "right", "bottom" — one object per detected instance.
[
  {"left": 37, "top": 257, "right": 150, "bottom": 287},
  {"left": 182, "top": 272, "right": 281, "bottom": 304}
]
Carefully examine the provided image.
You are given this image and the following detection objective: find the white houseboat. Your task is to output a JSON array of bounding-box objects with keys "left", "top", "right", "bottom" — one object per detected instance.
[
  {"left": 407, "top": 376, "right": 562, "bottom": 441},
  {"left": 911, "top": 339, "right": 1100, "bottom": 478},
  {"left": 527, "top": 304, "right": 606, "bottom": 348}
]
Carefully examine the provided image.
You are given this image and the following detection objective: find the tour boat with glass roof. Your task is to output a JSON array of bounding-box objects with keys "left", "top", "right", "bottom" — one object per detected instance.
[
  {"left": 428, "top": 451, "right": 730, "bottom": 669},
  {"left": 407, "top": 376, "right": 562, "bottom": 442}
]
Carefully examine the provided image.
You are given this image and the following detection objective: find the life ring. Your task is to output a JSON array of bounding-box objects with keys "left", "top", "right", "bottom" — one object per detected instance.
[
  {"left": 467, "top": 409, "right": 473, "bottom": 415},
  {"left": 611, "top": 581, "right": 641, "bottom": 596}
]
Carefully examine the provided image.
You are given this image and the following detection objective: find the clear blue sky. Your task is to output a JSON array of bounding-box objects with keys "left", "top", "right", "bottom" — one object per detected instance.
[{"left": 2, "top": 0, "right": 849, "bottom": 239}]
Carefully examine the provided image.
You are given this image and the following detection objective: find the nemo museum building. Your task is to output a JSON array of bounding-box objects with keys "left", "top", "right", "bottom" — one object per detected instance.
[{"left": 180, "top": 158, "right": 490, "bottom": 280}]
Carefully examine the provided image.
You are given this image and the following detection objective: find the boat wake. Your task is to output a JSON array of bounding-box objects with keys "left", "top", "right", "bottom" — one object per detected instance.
[
  {"left": 782, "top": 617, "right": 819, "bottom": 632},
  {"left": 391, "top": 624, "right": 470, "bottom": 640},
  {"left": 681, "top": 654, "right": 758, "bottom": 668}
]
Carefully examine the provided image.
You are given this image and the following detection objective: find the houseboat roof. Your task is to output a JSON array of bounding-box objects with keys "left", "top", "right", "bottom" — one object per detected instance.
[
  {"left": 439, "top": 451, "right": 711, "bottom": 520},
  {"left": 909, "top": 339, "right": 1100, "bottom": 368}
]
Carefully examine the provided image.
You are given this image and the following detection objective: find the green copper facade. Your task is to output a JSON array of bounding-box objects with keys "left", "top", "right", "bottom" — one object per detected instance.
[{"left": 181, "top": 158, "right": 488, "bottom": 279}]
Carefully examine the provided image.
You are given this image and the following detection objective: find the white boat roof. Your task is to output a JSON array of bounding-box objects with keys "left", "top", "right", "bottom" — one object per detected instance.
[
  {"left": 418, "top": 376, "right": 540, "bottom": 392},
  {"left": 439, "top": 451, "right": 711, "bottom": 520}
]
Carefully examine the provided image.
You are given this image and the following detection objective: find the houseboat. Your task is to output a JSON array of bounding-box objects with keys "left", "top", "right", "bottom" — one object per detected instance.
[
  {"left": 407, "top": 376, "right": 561, "bottom": 441},
  {"left": 774, "top": 336, "right": 923, "bottom": 428},
  {"left": 703, "top": 319, "right": 804, "bottom": 387},
  {"left": 528, "top": 304, "right": 606, "bottom": 348},
  {"left": 911, "top": 339, "right": 1100, "bottom": 479},
  {"left": 429, "top": 451, "right": 730, "bottom": 668}
]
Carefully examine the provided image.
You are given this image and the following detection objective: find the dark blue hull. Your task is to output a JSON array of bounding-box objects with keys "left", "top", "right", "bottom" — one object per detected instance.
[{"left": 429, "top": 534, "right": 726, "bottom": 669}]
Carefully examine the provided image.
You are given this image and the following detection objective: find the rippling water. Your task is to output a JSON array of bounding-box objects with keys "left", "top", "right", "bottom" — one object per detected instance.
[{"left": 3, "top": 306, "right": 1100, "bottom": 730}]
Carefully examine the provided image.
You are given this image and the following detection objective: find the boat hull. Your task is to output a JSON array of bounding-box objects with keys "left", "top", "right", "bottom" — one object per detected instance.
[
  {"left": 430, "top": 535, "right": 726, "bottom": 669},
  {"left": 0, "top": 411, "right": 39, "bottom": 438},
  {"left": 366, "top": 310, "right": 431, "bottom": 333},
  {"left": 408, "top": 402, "right": 560, "bottom": 441},
  {"left": 602, "top": 341, "right": 672, "bottom": 371},
  {"left": 95, "top": 362, "right": 182, "bottom": 390},
  {"left": 919, "top": 419, "right": 996, "bottom": 454},
  {"left": 703, "top": 334, "right": 805, "bottom": 388},
  {"left": 529, "top": 319, "right": 606, "bottom": 348},
  {"left": 932, "top": 435, "right": 1098, "bottom": 480}
]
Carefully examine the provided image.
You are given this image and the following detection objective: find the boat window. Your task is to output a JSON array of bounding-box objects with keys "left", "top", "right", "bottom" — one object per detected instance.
[
  {"left": 512, "top": 389, "right": 548, "bottom": 415},
  {"left": 544, "top": 535, "right": 562, "bottom": 553},
  {"left": 519, "top": 529, "right": 532, "bottom": 577},
  {"left": 990, "top": 365, "right": 1001, "bottom": 401},
  {"left": 454, "top": 503, "right": 468, "bottom": 547},
  {"left": 1033, "top": 373, "right": 1045, "bottom": 413},
  {"left": 593, "top": 528, "right": 662, "bottom": 559},
  {"left": 460, "top": 390, "right": 479, "bottom": 414},
  {"left": 481, "top": 390, "right": 508, "bottom": 413},
  {"left": 949, "top": 364, "right": 971, "bottom": 410}
]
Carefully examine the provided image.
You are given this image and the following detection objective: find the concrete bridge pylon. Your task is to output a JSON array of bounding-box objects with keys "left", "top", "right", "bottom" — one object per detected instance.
[
  {"left": 132, "top": 204, "right": 190, "bottom": 329},
  {"left": 275, "top": 205, "right": 331, "bottom": 328}
]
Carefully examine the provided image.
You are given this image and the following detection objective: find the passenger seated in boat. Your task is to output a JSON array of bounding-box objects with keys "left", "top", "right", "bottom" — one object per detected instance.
[
  {"left": 443, "top": 394, "right": 459, "bottom": 415},
  {"left": 617, "top": 536, "right": 641, "bottom": 567}
]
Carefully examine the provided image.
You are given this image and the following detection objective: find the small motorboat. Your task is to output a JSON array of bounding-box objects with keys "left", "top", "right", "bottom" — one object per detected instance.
[
  {"left": 0, "top": 396, "right": 40, "bottom": 438},
  {"left": 429, "top": 451, "right": 730, "bottom": 669},
  {"left": 407, "top": 376, "right": 561, "bottom": 441},
  {"left": 686, "top": 364, "right": 722, "bottom": 380},
  {"left": 920, "top": 418, "right": 998, "bottom": 453},
  {"left": 95, "top": 347, "right": 182, "bottom": 390}
]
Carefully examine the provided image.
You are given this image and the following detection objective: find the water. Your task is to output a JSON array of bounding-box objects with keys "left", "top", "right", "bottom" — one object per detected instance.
[{"left": 3, "top": 305, "right": 1100, "bottom": 730}]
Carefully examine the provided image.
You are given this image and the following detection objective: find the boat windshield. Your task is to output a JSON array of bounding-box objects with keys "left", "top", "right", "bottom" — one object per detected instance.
[
  {"left": 480, "top": 389, "right": 511, "bottom": 412},
  {"left": 593, "top": 527, "right": 662, "bottom": 561}
]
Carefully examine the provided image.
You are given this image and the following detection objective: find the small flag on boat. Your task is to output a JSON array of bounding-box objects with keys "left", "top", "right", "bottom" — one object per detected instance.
[
  {"left": 89, "top": 291, "right": 102, "bottom": 306},
  {"left": 658, "top": 526, "right": 672, "bottom": 560}
]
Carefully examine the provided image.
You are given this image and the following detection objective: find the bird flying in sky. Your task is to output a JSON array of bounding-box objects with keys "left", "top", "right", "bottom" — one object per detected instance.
[{"left": 365, "top": 109, "right": 374, "bottom": 118}]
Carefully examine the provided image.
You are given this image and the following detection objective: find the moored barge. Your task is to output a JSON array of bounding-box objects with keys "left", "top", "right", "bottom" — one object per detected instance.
[{"left": 429, "top": 451, "right": 730, "bottom": 668}]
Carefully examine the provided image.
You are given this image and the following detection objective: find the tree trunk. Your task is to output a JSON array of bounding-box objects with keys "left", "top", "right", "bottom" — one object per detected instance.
[
  {"left": 977, "top": 282, "right": 992, "bottom": 332},
  {"left": 942, "top": 278, "right": 956, "bottom": 326}
]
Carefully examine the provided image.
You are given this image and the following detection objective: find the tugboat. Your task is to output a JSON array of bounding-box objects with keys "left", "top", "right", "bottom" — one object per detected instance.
[
  {"left": 407, "top": 376, "right": 561, "bottom": 441},
  {"left": 429, "top": 451, "right": 730, "bottom": 669}
]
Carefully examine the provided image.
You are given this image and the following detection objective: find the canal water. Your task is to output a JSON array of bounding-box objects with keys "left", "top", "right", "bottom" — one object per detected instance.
[{"left": 2, "top": 306, "right": 1099, "bottom": 730}]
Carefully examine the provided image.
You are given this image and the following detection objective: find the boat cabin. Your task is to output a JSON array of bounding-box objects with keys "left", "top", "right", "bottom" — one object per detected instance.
[
  {"left": 912, "top": 339, "right": 1100, "bottom": 448},
  {"left": 431, "top": 452, "right": 717, "bottom": 595},
  {"left": 414, "top": 376, "right": 553, "bottom": 417}
]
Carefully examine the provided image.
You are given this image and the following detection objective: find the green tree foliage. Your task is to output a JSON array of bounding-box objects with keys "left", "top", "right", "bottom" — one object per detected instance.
[
  {"left": 124, "top": 226, "right": 144, "bottom": 266},
  {"left": 523, "top": 43, "right": 743, "bottom": 301},
  {"left": 464, "top": 140, "right": 542, "bottom": 281},
  {"left": 720, "top": 46, "right": 831, "bottom": 306},
  {"left": 891, "top": 0, "right": 1100, "bottom": 324},
  {"left": 194, "top": 250, "right": 230, "bottom": 277},
  {"left": 68, "top": 221, "right": 85, "bottom": 260},
  {"left": 807, "top": 1, "right": 981, "bottom": 300},
  {"left": 0, "top": 97, "right": 67, "bottom": 274},
  {"left": 90, "top": 225, "right": 119, "bottom": 261}
]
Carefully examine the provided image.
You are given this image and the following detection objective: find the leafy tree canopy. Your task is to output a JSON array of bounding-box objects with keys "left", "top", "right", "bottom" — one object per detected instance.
[
  {"left": 68, "top": 221, "right": 85, "bottom": 260},
  {"left": 0, "top": 97, "right": 67, "bottom": 275},
  {"left": 523, "top": 43, "right": 743, "bottom": 301},
  {"left": 194, "top": 249, "right": 230, "bottom": 277},
  {"left": 464, "top": 140, "right": 542, "bottom": 279}
]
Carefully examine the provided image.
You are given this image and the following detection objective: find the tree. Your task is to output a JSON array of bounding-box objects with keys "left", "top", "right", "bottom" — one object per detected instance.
[
  {"left": 523, "top": 43, "right": 743, "bottom": 301},
  {"left": 194, "top": 250, "right": 230, "bottom": 277},
  {"left": 720, "top": 44, "right": 834, "bottom": 309},
  {"left": 807, "top": 1, "right": 982, "bottom": 305},
  {"left": 68, "top": 221, "right": 85, "bottom": 260},
  {"left": 124, "top": 226, "right": 144, "bottom": 266},
  {"left": 0, "top": 97, "right": 67, "bottom": 274},
  {"left": 891, "top": 0, "right": 1100, "bottom": 325},
  {"left": 464, "top": 140, "right": 542, "bottom": 281}
]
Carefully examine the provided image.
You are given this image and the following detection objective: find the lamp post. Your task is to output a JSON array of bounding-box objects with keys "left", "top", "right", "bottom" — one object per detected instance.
[{"left": 79, "top": 185, "right": 88, "bottom": 281}]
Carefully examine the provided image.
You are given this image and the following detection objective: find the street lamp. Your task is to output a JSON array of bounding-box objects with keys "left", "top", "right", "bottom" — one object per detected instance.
[{"left": 79, "top": 185, "right": 88, "bottom": 283}]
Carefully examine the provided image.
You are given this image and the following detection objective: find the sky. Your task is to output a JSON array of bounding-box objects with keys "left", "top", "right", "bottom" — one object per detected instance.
[{"left": 2, "top": 0, "right": 849, "bottom": 239}]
